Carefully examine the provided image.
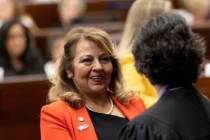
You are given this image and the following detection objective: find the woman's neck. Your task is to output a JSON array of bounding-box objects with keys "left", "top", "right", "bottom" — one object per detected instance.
[
  {"left": 84, "top": 93, "right": 113, "bottom": 114},
  {"left": 11, "top": 58, "right": 23, "bottom": 71},
  {"left": 85, "top": 92, "right": 109, "bottom": 106}
]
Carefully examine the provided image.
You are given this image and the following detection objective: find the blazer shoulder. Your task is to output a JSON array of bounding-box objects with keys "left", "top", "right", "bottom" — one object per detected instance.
[
  {"left": 129, "top": 97, "right": 146, "bottom": 108},
  {"left": 41, "top": 100, "right": 73, "bottom": 117}
]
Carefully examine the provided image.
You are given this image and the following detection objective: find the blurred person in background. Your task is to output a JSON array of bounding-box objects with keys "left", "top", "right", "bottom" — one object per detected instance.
[
  {"left": 0, "top": 19, "right": 44, "bottom": 77},
  {"left": 44, "top": 37, "right": 65, "bottom": 79},
  {"left": 55, "top": 0, "right": 86, "bottom": 29},
  {"left": 117, "top": 0, "right": 172, "bottom": 108},
  {"left": 176, "top": 0, "right": 210, "bottom": 26},
  {"left": 45, "top": 0, "right": 87, "bottom": 77},
  {"left": 0, "top": 0, "right": 38, "bottom": 33}
]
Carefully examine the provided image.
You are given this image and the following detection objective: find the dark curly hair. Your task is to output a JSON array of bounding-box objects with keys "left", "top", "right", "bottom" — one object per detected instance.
[{"left": 132, "top": 13, "right": 206, "bottom": 86}]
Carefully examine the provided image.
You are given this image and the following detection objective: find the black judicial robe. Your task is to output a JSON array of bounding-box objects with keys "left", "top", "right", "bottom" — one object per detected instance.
[{"left": 119, "top": 85, "right": 210, "bottom": 140}]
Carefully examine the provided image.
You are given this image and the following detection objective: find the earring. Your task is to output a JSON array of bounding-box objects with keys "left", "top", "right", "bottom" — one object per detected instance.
[{"left": 66, "top": 71, "right": 73, "bottom": 78}]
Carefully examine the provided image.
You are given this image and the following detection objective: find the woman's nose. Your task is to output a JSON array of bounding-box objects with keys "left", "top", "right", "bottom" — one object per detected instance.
[{"left": 92, "top": 60, "right": 103, "bottom": 70}]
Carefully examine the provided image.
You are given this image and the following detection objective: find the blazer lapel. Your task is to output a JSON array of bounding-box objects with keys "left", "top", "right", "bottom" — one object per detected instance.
[
  {"left": 112, "top": 96, "right": 145, "bottom": 120},
  {"left": 74, "top": 106, "right": 98, "bottom": 140}
]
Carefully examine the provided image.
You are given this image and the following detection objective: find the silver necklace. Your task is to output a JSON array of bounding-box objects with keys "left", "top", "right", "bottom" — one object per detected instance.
[{"left": 86, "top": 97, "right": 114, "bottom": 114}]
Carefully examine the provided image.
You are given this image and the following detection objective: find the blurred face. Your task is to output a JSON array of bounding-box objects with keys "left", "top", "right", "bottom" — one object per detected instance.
[
  {"left": 60, "top": 0, "right": 82, "bottom": 25},
  {"left": 0, "top": 0, "right": 15, "bottom": 21},
  {"left": 194, "top": 0, "right": 210, "bottom": 19},
  {"left": 70, "top": 38, "right": 113, "bottom": 96},
  {"left": 51, "top": 39, "right": 64, "bottom": 62},
  {"left": 164, "top": 1, "right": 172, "bottom": 13},
  {"left": 6, "top": 23, "right": 26, "bottom": 58}
]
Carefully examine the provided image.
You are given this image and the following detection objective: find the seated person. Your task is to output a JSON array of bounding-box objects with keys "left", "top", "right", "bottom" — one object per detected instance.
[
  {"left": 44, "top": 37, "right": 65, "bottom": 79},
  {"left": 175, "top": 0, "right": 210, "bottom": 26},
  {"left": 55, "top": 0, "right": 86, "bottom": 29},
  {"left": 0, "top": 19, "right": 44, "bottom": 77},
  {"left": 0, "top": 0, "right": 38, "bottom": 33}
]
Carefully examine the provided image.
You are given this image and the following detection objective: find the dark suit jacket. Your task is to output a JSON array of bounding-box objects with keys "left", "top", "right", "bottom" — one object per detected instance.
[{"left": 120, "top": 85, "right": 210, "bottom": 140}]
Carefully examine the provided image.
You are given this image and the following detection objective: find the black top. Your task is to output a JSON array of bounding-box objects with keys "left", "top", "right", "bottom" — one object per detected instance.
[
  {"left": 119, "top": 85, "right": 210, "bottom": 140},
  {"left": 88, "top": 109, "right": 128, "bottom": 140}
]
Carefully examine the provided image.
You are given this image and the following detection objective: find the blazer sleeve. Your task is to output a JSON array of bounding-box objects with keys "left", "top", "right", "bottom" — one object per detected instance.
[{"left": 40, "top": 104, "right": 73, "bottom": 140}]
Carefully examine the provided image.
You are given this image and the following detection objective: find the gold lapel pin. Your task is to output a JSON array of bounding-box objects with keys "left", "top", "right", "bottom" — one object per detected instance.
[{"left": 78, "top": 116, "right": 85, "bottom": 122}]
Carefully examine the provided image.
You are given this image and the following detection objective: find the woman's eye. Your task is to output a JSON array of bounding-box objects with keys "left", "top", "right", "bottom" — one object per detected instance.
[
  {"left": 81, "top": 58, "right": 92, "bottom": 65},
  {"left": 100, "top": 56, "right": 111, "bottom": 63}
]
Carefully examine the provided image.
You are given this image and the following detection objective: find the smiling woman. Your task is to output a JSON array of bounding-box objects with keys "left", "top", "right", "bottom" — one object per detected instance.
[
  {"left": 40, "top": 27, "right": 146, "bottom": 140},
  {"left": 69, "top": 38, "right": 113, "bottom": 98}
]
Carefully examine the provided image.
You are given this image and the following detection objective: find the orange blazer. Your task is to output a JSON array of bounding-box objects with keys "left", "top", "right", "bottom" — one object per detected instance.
[{"left": 40, "top": 97, "right": 145, "bottom": 140}]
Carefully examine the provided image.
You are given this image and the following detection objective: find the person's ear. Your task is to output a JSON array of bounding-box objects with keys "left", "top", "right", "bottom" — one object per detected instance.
[{"left": 66, "top": 70, "right": 73, "bottom": 78}]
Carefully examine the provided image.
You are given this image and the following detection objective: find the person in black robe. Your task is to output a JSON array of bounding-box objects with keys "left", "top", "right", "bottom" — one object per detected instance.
[{"left": 119, "top": 13, "right": 210, "bottom": 140}]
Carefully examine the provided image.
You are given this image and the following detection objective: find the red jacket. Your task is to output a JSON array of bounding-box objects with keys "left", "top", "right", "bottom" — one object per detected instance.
[{"left": 40, "top": 97, "right": 145, "bottom": 140}]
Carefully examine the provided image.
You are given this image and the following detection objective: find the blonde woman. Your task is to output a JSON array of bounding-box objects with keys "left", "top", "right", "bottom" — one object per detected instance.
[
  {"left": 40, "top": 27, "right": 145, "bottom": 140},
  {"left": 118, "top": 0, "right": 172, "bottom": 108}
]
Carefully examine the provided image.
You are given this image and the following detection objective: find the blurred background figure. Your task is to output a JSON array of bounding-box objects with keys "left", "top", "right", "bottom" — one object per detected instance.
[
  {"left": 0, "top": 0, "right": 38, "bottom": 33},
  {"left": 48, "top": 38, "right": 64, "bottom": 63},
  {"left": 55, "top": 0, "right": 86, "bottom": 29},
  {"left": 174, "top": 0, "right": 210, "bottom": 26},
  {"left": 0, "top": 19, "right": 44, "bottom": 77},
  {"left": 44, "top": 37, "right": 65, "bottom": 79},
  {"left": 0, "top": 0, "right": 21, "bottom": 27},
  {"left": 117, "top": 0, "right": 172, "bottom": 108},
  {"left": 45, "top": 0, "right": 87, "bottom": 78}
]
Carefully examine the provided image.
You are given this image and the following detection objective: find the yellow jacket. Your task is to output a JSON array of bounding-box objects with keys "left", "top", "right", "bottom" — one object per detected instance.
[{"left": 120, "top": 54, "right": 158, "bottom": 108}]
